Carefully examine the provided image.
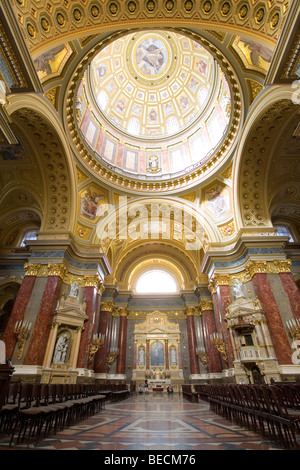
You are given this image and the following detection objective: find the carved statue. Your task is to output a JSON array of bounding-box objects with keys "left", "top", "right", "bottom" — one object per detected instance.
[
  {"left": 53, "top": 334, "right": 68, "bottom": 364},
  {"left": 233, "top": 279, "right": 245, "bottom": 300}
]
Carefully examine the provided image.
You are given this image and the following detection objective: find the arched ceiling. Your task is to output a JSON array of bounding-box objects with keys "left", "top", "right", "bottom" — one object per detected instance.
[{"left": 0, "top": 0, "right": 299, "bottom": 264}]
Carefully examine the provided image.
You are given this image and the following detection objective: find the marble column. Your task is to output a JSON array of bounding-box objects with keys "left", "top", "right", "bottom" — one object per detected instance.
[
  {"left": 165, "top": 340, "right": 169, "bottom": 370},
  {"left": 253, "top": 271, "right": 292, "bottom": 365},
  {"left": 211, "top": 275, "right": 234, "bottom": 368},
  {"left": 186, "top": 307, "right": 200, "bottom": 375},
  {"left": 3, "top": 264, "right": 40, "bottom": 359},
  {"left": 279, "top": 270, "right": 300, "bottom": 320},
  {"left": 146, "top": 340, "right": 150, "bottom": 369},
  {"left": 77, "top": 277, "right": 100, "bottom": 369},
  {"left": 133, "top": 341, "right": 137, "bottom": 369},
  {"left": 200, "top": 301, "right": 223, "bottom": 373},
  {"left": 24, "top": 264, "right": 66, "bottom": 366},
  {"left": 177, "top": 340, "right": 182, "bottom": 369},
  {"left": 116, "top": 308, "right": 128, "bottom": 376},
  {"left": 94, "top": 301, "right": 114, "bottom": 374}
]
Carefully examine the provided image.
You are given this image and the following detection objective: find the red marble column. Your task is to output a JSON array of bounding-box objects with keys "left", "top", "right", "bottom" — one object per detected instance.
[
  {"left": 146, "top": 340, "right": 150, "bottom": 369},
  {"left": 253, "top": 273, "right": 292, "bottom": 364},
  {"left": 94, "top": 302, "right": 114, "bottom": 374},
  {"left": 165, "top": 340, "right": 169, "bottom": 369},
  {"left": 24, "top": 273, "right": 63, "bottom": 365},
  {"left": 201, "top": 306, "right": 223, "bottom": 373},
  {"left": 77, "top": 284, "right": 97, "bottom": 369},
  {"left": 215, "top": 283, "right": 234, "bottom": 368},
  {"left": 279, "top": 272, "right": 300, "bottom": 319},
  {"left": 3, "top": 274, "right": 37, "bottom": 359},
  {"left": 116, "top": 309, "right": 128, "bottom": 375},
  {"left": 186, "top": 309, "right": 200, "bottom": 375}
]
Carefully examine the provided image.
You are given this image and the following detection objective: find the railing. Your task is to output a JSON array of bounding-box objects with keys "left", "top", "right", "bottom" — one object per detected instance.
[{"left": 239, "top": 346, "right": 260, "bottom": 362}]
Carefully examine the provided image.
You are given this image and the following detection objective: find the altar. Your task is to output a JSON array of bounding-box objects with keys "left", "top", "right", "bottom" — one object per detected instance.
[{"left": 131, "top": 311, "right": 184, "bottom": 391}]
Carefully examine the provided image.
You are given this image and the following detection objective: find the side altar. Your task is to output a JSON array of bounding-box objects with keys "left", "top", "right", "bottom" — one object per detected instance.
[{"left": 132, "top": 311, "right": 184, "bottom": 392}]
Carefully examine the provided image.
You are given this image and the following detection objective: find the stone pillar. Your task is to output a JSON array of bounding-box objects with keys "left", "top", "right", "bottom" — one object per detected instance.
[
  {"left": 165, "top": 340, "right": 169, "bottom": 370},
  {"left": 77, "top": 277, "right": 101, "bottom": 369},
  {"left": 276, "top": 261, "right": 300, "bottom": 320},
  {"left": 116, "top": 307, "right": 128, "bottom": 376},
  {"left": 250, "top": 263, "right": 292, "bottom": 365},
  {"left": 3, "top": 264, "right": 40, "bottom": 359},
  {"left": 94, "top": 301, "right": 114, "bottom": 374},
  {"left": 177, "top": 339, "right": 182, "bottom": 369},
  {"left": 146, "top": 339, "right": 150, "bottom": 369},
  {"left": 200, "top": 300, "right": 223, "bottom": 374},
  {"left": 133, "top": 341, "right": 138, "bottom": 369},
  {"left": 24, "top": 264, "right": 66, "bottom": 366},
  {"left": 185, "top": 307, "right": 200, "bottom": 375},
  {"left": 211, "top": 274, "right": 234, "bottom": 368}
]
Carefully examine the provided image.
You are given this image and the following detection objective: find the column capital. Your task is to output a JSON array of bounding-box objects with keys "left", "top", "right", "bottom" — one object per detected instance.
[
  {"left": 116, "top": 307, "right": 129, "bottom": 317},
  {"left": 185, "top": 306, "right": 197, "bottom": 317},
  {"left": 199, "top": 300, "right": 214, "bottom": 312},
  {"left": 100, "top": 301, "right": 115, "bottom": 313},
  {"left": 24, "top": 263, "right": 41, "bottom": 277},
  {"left": 47, "top": 263, "right": 68, "bottom": 279}
]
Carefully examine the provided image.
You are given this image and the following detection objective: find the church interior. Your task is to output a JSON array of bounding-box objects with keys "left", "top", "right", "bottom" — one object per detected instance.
[{"left": 0, "top": 0, "right": 300, "bottom": 451}]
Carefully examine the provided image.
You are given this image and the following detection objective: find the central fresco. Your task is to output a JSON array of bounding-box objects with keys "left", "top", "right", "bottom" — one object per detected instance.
[{"left": 76, "top": 30, "right": 233, "bottom": 179}]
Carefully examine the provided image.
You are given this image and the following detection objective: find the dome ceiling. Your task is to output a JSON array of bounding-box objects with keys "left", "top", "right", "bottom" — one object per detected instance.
[{"left": 74, "top": 30, "right": 238, "bottom": 185}]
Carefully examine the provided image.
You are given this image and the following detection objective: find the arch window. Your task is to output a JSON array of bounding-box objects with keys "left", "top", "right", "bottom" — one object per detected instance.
[
  {"left": 135, "top": 269, "right": 178, "bottom": 294},
  {"left": 20, "top": 229, "right": 38, "bottom": 247}
]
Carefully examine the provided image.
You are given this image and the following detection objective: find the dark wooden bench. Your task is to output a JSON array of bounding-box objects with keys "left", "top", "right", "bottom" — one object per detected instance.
[
  {"left": 182, "top": 385, "right": 198, "bottom": 403},
  {"left": 111, "top": 389, "right": 130, "bottom": 402}
]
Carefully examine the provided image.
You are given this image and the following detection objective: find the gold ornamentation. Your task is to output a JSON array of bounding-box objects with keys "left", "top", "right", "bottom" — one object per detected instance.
[
  {"left": 199, "top": 300, "right": 213, "bottom": 312},
  {"left": 88, "top": 333, "right": 104, "bottom": 363},
  {"left": 286, "top": 319, "right": 300, "bottom": 341},
  {"left": 211, "top": 333, "right": 228, "bottom": 364},
  {"left": 47, "top": 263, "right": 68, "bottom": 279},
  {"left": 185, "top": 306, "right": 197, "bottom": 316},
  {"left": 117, "top": 307, "right": 129, "bottom": 317},
  {"left": 14, "top": 320, "right": 32, "bottom": 360},
  {"left": 24, "top": 263, "right": 41, "bottom": 277},
  {"left": 196, "top": 347, "right": 209, "bottom": 366},
  {"left": 100, "top": 301, "right": 115, "bottom": 313},
  {"left": 273, "top": 259, "right": 292, "bottom": 273}
]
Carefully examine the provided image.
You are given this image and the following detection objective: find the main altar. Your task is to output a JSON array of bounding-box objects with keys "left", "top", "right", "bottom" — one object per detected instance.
[{"left": 132, "top": 311, "right": 184, "bottom": 392}]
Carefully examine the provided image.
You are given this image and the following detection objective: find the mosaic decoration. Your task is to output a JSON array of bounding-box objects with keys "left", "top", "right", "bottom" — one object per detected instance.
[
  {"left": 231, "top": 37, "right": 274, "bottom": 74},
  {"left": 77, "top": 30, "right": 231, "bottom": 178},
  {"left": 33, "top": 44, "right": 73, "bottom": 81}
]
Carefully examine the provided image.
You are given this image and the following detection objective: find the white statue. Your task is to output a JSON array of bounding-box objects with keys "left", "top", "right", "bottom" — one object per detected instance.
[
  {"left": 69, "top": 281, "right": 79, "bottom": 299},
  {"left": 138, "top": 347, "right": 145, "bottom": 365},
  {"left": 53, "top": 334, "right": 68, "bottom": 364},
  {"left": 170, "top": 347, "right": 177, "bottom": 365},
  {"left": 233, "top": 279, "right": 245, "bottom": 300},
  {"left": 0, "top": 340, "right": 6, "bottom": 364}
]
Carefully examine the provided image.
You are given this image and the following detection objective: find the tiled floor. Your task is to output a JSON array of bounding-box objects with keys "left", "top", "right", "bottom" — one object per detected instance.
[{"left": 0, "top": 393, "right": 292, "bottom": 451}]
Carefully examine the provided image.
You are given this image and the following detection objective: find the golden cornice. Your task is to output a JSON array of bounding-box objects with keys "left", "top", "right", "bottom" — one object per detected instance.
[{"left": 128, "top": 310, "right": 185, "bottom": 319}]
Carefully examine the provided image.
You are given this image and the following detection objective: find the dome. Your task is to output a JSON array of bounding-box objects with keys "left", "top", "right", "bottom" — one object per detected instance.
[{"left": 74, "top": 30, "right": 238, "bottom": 185}]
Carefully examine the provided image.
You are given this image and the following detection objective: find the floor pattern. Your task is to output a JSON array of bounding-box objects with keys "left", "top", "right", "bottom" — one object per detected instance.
[{"left": 0, "top": 393, "right": 291, "bottom": 452}]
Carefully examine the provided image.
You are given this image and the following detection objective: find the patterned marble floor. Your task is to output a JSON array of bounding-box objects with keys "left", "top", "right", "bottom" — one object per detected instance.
[{"left": 0, "top": 393, "right": 291, "bottom": 452}]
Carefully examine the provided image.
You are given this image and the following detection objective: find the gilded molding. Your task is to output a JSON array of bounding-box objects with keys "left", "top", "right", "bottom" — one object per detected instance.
[
  {"left": 47, "top": 263, "right": 68, "bottom": 279},
  {"left": 100, "top": 301, "right": 115, "bottom": 313},
  {"left": 116, "top": 307, "right": 129, "bottom": 317},
  {"left": 185, "top": 306, "right": 198, "bottom": 317},
  {"left": 199, "top": 300, "right": 214, "bottom": 312},
  {"left": 24, "top": 263, "right": 41, "bottom": 277}
]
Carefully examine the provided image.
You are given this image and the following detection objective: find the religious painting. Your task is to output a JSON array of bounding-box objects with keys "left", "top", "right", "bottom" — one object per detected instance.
[
  {"left": 80, "top": 185, "right": 107, "bottom": 220},
  {"left": 151, "top": 341, "right": 164, "bottom": 366},
  {"left": 135, "top": 37, "right": 168, "bottom": 77},
  {"left": 203, "top": 183, "right": 231, "bottom": 220},
  {"left": 0, "top": 144, "right": 25, "bottom": 161},
  {"left": 34, "top": 44, "right": 73, "bottom": 81},
  {"left": 231, "top": 37, "right": 274, "bottom": 74}
]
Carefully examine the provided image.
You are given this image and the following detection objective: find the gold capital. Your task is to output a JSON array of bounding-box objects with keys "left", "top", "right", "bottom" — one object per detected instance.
[
  {"left": 48, "top": 263, "right": 68, "bottom": 279},
  {"left": 24, "top": 263, "right": 41, "bottom": 277}
]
